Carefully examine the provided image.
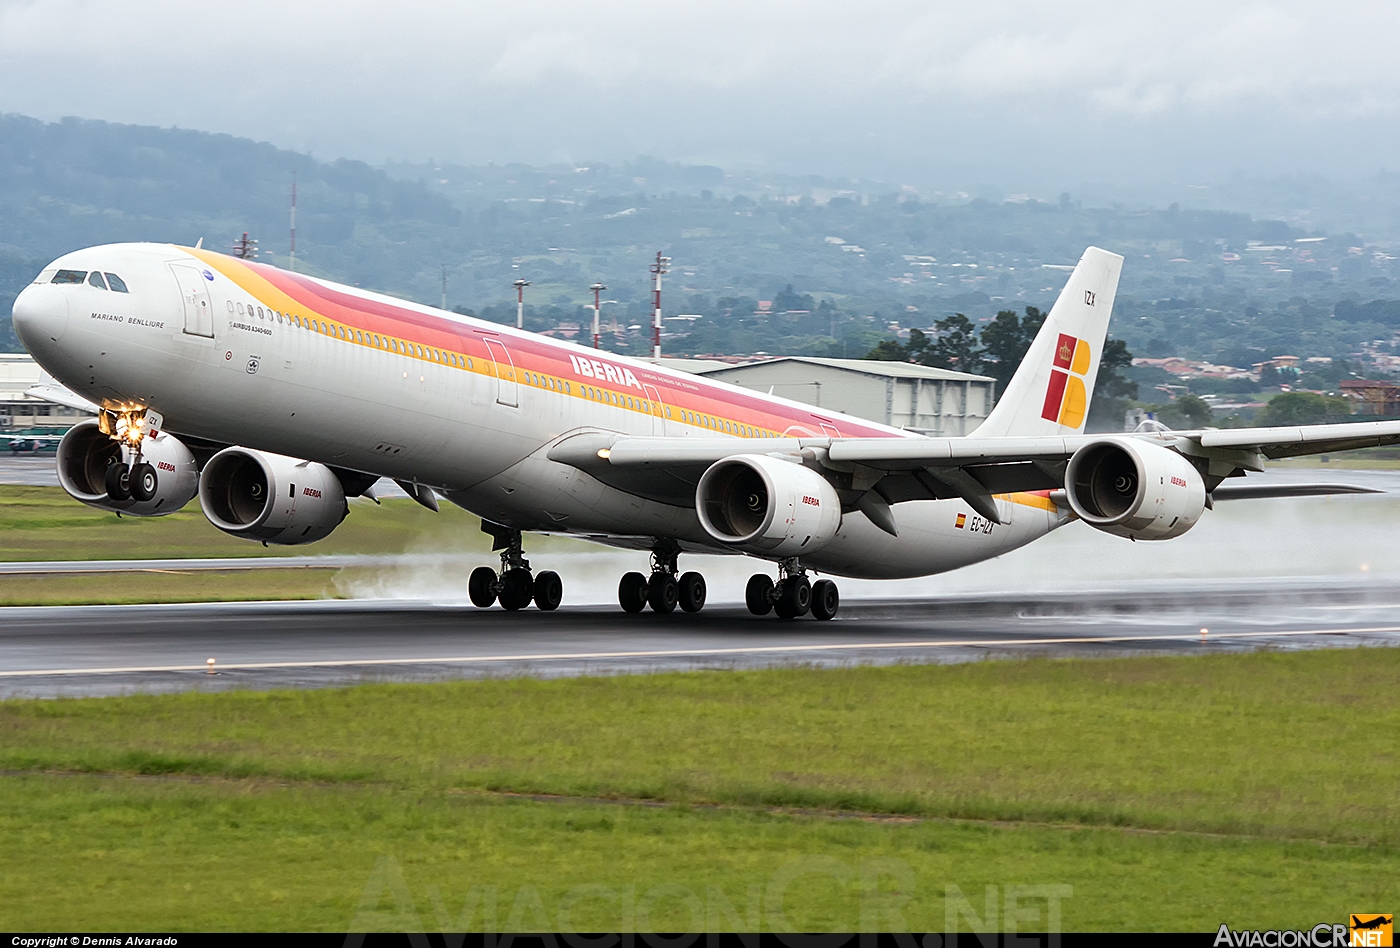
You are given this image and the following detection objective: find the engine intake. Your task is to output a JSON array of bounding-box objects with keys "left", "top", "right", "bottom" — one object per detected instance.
[
  {"left": 696, "top": 454, "right": 841, "bottom": 556},
  {"left": 1065, "top": 438, "right": 1206, "bottom": 540},
  {"left": 199, "top": 447, "right": 348, "bottom": 545},
  {"left": 56, "top": 419, "right": 198, "bottom": 516}
]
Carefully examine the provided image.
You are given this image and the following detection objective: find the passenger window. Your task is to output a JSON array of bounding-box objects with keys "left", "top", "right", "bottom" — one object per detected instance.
[
  {"left": 104, "top": 273, "right": 128, "bottom": 293},
  {"left": 237, "top": 302, "right": 245, "bottom": 315},
  {"left": 564, "top": 382, "right": 569, "bottom": 394},
  {"left": 52, "top": 270, "right": 86, "bottom": 284},
  {"left": 88, "top": 271, "right": 108, "bottom": 289},
  {"left": 258, "top": 307, "right": 265, "bottom": 319},
  {"left": 227, "top": 301, "right": 235, "bottom": 312}
]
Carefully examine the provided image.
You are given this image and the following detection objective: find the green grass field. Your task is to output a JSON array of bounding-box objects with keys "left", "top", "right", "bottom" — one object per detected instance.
[
  {"left": 2, "top": 649, "right": 1396, "bottom": 931},
  {"left": 0, "top": 484, "right": 488, "bottom": 561},
  {"left": 0, "top": 484, "right": 593, "bottom": 604}
]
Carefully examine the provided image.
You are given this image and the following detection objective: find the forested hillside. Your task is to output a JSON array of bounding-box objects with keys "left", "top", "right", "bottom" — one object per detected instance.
[{"left": 4, "top": 113, "right": 1400, "bottom": 373}]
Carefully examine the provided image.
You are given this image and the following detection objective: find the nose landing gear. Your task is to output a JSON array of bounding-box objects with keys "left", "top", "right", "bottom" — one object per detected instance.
[
  {"left": 746, "top": 559, "right": 838, "bottom": 620},
  {"left": 98, "top": 408, "right": 162, "bottom": 503},
  {"left": 468, "top": 521, "right": 563, "bottom": 611},
  {"left": 618, "top": 541, "right": 707, "bottom": 615}
]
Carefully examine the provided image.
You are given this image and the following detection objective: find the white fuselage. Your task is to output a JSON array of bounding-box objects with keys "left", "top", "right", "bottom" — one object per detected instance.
[{"left": 12, "top": 242, "right": 1067, "bottom": 579}]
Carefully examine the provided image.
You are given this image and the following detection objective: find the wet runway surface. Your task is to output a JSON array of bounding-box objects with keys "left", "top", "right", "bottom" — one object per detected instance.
[{"left": 2, "top": 576, "right": 1398, "bottom": 697}]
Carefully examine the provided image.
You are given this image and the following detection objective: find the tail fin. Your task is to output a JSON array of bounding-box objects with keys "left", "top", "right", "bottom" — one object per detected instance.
[{"left": 973, "top": 246, "right": 1124, "bottom": 438}]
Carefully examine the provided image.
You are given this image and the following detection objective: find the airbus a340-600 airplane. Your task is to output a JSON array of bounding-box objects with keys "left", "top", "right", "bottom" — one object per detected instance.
[{"left": 11, "top": 243, "right": 1396, "bottom": 619}]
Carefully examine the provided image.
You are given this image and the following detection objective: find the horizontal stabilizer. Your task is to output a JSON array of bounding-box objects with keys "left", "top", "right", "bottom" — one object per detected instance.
[{"left": 1211, "top": 483, "right": 1382, "bottom": 501}]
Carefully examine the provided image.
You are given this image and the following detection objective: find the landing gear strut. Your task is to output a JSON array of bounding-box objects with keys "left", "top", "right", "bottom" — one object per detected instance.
[
  {"left": 619, "top": 540, "right": 706, "bottom": 615},
  {"left": 746, "top": 559, "right": 838, "bottom": 620},
  {"left": 468, "top": 521, "right": 562, "bottom": 611}
]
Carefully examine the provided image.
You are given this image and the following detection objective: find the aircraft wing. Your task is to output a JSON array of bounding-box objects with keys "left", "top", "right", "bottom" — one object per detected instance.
[{"left": 550, "top": 419, "right": 1400, "bottom": 522}]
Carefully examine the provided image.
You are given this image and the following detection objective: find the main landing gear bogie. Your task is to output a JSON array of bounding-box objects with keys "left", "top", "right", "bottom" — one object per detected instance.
[
  {"left": 618, "top": 543, "right": 707, "bottom": 616},
  {"left": 746, "top": 560, "right": 839, "bottom": 621},
  {"left": 468, "top": 522, "right": 563, "bottom": 612}
]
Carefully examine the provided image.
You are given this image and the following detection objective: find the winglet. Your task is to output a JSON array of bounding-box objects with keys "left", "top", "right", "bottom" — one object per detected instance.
[{"left": 973, "top": 246, "right": 1123, "bottom": 438}]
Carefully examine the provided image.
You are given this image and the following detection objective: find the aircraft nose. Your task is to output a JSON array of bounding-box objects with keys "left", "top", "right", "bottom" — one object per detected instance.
[{"left": 11, "top": 283, "right": 70, "bottom": 352}]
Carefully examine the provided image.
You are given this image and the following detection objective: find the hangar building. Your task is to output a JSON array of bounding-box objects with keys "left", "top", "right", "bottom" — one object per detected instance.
[{"left": 694, "top": 357, "right": 995, "bottom": 436}]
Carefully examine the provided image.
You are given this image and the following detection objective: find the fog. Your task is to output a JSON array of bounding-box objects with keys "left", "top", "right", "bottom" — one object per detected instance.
[
  {"left": 3, "top": 1, "right": 1400, "bottom": 190},
  {"left": 338, "top": 471, "right": 1400, "bottom": 606}
]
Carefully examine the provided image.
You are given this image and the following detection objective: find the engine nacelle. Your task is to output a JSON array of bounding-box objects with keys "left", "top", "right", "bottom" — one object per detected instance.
[
  {"left": 56, "top": 419, "right": 198, "bottom": 516},
  {"left": 696, "top": 453, "right": 842, "bottom": 556},
  {"left": 198, "top": 447, "right": 348, "bottom": 545},
  {"left": 1065, "top": 438, "right": 1206, "bottom": 540}
]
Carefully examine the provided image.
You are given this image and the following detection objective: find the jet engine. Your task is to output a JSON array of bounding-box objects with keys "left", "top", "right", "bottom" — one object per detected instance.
[
  {"left": 696, "top": 454, "right": 841, "bottom": 556},
  {"left": 56, "top": 418, "right": 198, "bottom": 516},
  {"left": 1065, "top": 438, "right": 1206, "bottom": 540},
  {"left": 198, "top": 447, "right": 348, "bottom": 545}
]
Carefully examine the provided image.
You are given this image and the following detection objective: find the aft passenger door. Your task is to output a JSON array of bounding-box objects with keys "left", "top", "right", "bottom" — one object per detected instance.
[{"left": 169, "top": 264, "right": 214, "bottom": 337}]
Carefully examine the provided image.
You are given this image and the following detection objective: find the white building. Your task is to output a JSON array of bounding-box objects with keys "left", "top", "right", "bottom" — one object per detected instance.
[
  {"left": 695, "top": 357, "right": 995, "bottom": 436},
  {"left": 0, "top": 353, "right": 93, "bottom": 430}
]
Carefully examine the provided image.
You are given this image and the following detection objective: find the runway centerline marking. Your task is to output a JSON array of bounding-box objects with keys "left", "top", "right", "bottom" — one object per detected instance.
[{"left": 2, "top": 625, "right": 1397, "bottom": 678}]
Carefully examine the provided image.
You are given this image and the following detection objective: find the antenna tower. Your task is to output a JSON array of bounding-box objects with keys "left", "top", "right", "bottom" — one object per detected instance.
[
  {"left": 650, "top": 251, "right": 671, "bottom": 359},
  {"left": 514, "top": 279, "right": 532, "bottom": 329},
  {"left": 591, "top": 283, "right": 607, "bottom": 349},
  {"left": 289, "top": 171, "right": 297, "bottom": 272},
  {"left": 232, "top": 233, "right": 258, "bottom": 260}
]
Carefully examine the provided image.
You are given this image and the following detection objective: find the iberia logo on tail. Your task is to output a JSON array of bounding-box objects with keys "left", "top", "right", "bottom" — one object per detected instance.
[{"left": 1041, "top": 333, "right": 1092, "bottom": 428}]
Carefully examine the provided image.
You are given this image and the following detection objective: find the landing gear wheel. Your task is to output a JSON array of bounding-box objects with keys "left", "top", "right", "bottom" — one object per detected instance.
[
  {"left": 498, "top": 567, "right": 534, "bottom": 611},
  {"left": 533, "top": 570, "right": 563, "bottom": 611},
  {"left": 775, "top": 576, "right": 812, "bottom": 619},
  {"left": 811, "top": 579, "right": 839, "bottom": 621},
  {"left": 129, "top": 462, "right": 157, "bottom": 502},
  {"left": 468, "top": 566, "right": 498, "bottom": 607},
  {"left": 745, "top": 574, "right": 775, "bottom": 616},
  {"left": 648, "top": 572, "right": 679, "bottom": 614},
  {"left": 105, "top": 461, "right": 131, "bottom": 501},
  {"left": 619, "top": 571, "right": 649, "bottom": 614},
  {"left": 678, "top": 571, "right": 706, "bottom": 613}
]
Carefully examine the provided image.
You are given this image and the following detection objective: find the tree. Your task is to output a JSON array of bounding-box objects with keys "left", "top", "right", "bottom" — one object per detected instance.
[
  {"left": 920, "top": 314, "right": 983, "bottom": 373},
  {"left": 980, "top": 306, "right": 1045, "bottom": 392},
  {"left": 1085, "top": 337, "right": 1139, "bottom": 432},
  {"left": 1169, "top": 394, "right": 1214, "bottom": 428},
  {"left": 863, "top": 338, "right": 907, "bottom": 361},
  {"left": 1096, "top": 338, "right": 1138, "bottom": 401},
  {"left": 1257, "top": 392, "right": 1352, "bottom": 426}
]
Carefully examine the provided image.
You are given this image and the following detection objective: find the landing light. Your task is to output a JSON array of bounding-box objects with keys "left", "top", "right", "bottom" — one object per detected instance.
[{"left": 597, "top": 449, "right": 611, "bottom": 460}]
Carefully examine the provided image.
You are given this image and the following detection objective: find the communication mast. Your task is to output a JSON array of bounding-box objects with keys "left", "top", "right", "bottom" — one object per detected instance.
[
  {"left": 590, "top": 283, "right": 607, "bottom": 349},
  {"left": 232, "top": 233, "right": 258, "bottom": 259},
  {"left": 650, "top": 251, "right": 671, "bottom": 360},
  {"left": 289, "top": 171, "right": 297, "bottom": 272},
  {"left": 514, "top": 279, "right": 531, "bottom": 329}
]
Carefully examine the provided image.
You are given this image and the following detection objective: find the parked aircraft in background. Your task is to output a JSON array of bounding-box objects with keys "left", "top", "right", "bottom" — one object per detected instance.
[{"left": 11, "top": 245, "right": 1391, "bottom": 619}]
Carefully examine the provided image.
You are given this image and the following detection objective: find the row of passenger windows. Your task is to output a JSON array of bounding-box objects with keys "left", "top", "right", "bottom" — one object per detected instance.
[
  {"left": 225, "top": 296, "right": 773, "bottom": 434},
  {"left": 47, "top": 269, "right": 129, "bottom": 292},
  {"left": 225, "top": 298, "right": 476, "bottom": 369}
]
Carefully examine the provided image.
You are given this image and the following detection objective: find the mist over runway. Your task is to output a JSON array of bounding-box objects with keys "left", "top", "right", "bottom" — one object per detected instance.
[{"left": 2, "top": 576, "right": 1398, "bottom": 698}]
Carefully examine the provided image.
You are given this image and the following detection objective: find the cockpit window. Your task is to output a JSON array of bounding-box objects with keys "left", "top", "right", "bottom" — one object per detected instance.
[
  {"left": 104, "top": 273, "right": 129, "bottom": 293},
  {"left": 33, "top": 269, "right": 57, "bottom": 284},
  {"left": 87, "top": 271, "right": 109, "bottom": 290},
  {"left": 52, "top": 270, "right": 87, "bottom": 284}
]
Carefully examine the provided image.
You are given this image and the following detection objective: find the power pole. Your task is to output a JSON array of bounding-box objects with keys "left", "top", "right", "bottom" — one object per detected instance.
[
  {"left": 289, "top": 171, "right": 297, "bottom": 272},
  {"left": 650, "top": 251, "right": 671, "bottom": 360},
  {"left": 514, "top": 279, "right": 531, "bottom": 329},
  {"left": 232, "top": 233, "right": 258, "bottom": 259},
  {"left": 441, "top": 265, "right": 447, "bottom": 311},
  {"left": 591, "top": 283, "right": 607, "bottom": 349}
]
